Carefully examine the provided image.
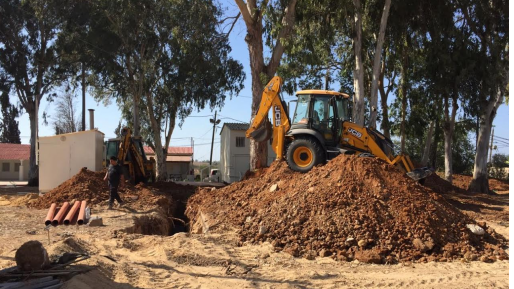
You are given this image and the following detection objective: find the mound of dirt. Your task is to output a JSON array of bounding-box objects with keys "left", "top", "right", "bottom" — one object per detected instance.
[
  {"left": 31, "top": 168, "right": 193, "bottom": 211},
  {"left": 186, "top": 155, "right": 508, "bottom": 264}
]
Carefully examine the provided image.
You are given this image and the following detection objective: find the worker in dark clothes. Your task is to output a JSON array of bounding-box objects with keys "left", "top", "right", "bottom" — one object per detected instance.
[{"left": 104, "top": 156, "right": 124, "bottom": 209}]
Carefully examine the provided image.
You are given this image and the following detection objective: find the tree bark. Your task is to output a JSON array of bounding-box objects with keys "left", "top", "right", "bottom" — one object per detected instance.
[
  {"left": 442, "top": 95, "right": 458, "bottom": 183},
  {"left": 421, "top": 120, "right": 435, "bottom": 167},
  {"left": 352, "top": 0, "right": 365, "bottom": 126},
  {"left": 469, "top": 88, "right": 503, "bottom": 193},
  {"left": 145, "top": 94, "right": 167, "bottom": 181},
  {"left": 369, "top": 0, "right": 391, "bottom": 129},
  {"left": 246, "top": 24, "right": 268, "bottom": 171},
  {"left": 235, "top": 0, "right": 298, "bottom": 170},
  {"left": 28, "top": 111, "right": 39, "bottom": 186},
  {"left": 399, "top": 37, "right": 409, "bottom": 153},
  {"left": 378, "top": 57, "right": 392, "bottom": 138}
]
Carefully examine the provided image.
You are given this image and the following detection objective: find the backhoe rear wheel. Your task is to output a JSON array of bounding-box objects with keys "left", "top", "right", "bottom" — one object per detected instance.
[{"left": 286, "top": 137, "right": 325, "bottom": 173}]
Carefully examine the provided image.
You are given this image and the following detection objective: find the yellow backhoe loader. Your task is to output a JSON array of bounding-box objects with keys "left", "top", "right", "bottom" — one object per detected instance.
[
  {"left": 246, "top": 76, "right": 432, "bottom": 181},
  {"left": 104, "top": 127, "right": 156, "bottom": 184}
]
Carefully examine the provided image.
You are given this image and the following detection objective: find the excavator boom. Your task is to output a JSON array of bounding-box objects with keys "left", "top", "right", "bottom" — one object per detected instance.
[{"left": 246, "top": 76, "right": 290, "bottom": 160}]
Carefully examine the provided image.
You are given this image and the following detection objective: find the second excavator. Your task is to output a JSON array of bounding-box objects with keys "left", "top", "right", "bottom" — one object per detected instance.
[{"left": 246, "top": 76, "right": 432, "bottom": 181}]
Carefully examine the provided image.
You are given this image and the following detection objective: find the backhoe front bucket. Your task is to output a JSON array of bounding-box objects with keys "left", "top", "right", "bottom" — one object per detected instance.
[
  {"left": 248, "top": 119, "right": 272, "bottom": 142},
  {"left": 406, "top": 167, "right": 433, "bottom": 181}
]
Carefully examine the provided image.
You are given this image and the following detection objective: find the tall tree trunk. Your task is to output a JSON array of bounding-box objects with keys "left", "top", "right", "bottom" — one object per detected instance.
[
  {"left": 442, "top": 95, "right": 458, "bottom": 183},
  {"left": 421, "top": 121, "right": 434, "bottom": 167},
  {"left": 399, "top": 37, "right": 409, "bottom": 153},
  {"left": 246, "top": 25, "right": 268, "bottom": 171},
  {"left": 352, "top": 0, "right": 365, "bottom": 126},
  {"left": 378, "top": 57, "right": 391, "bottom": 138},
  {"left": 145, "top": 95, "right": 166, "bottom": 181},
  {"left": 235, "top": 0, "right": 298, "bottom": 171},
  {"left": 28, "top": 111, "right": 39, "bottom": 186},
  {"left": 369, "top": 0, "right": 391, "bottom": 129},
  {"left": 469, "top": 88, "right": 503, "bottom": 193}
]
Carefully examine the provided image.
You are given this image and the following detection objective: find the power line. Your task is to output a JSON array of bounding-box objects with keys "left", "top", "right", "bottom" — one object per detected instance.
[
  {"left": 495, "top": 135, "right": 509, "bottom": 141},
  {"left": 218, "top": 114, "right": 247, "bottom": 123}
]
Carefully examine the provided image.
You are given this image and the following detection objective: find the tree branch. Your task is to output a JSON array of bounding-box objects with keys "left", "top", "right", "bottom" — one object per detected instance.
[
  {"left": 266, "top": 0, "right": 298, "bottom": 77},
  {"left": 234, "top": 0, "right": 254, "bottom": 27}
]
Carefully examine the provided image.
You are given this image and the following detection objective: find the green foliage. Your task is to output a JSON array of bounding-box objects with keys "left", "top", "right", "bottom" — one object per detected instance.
[
  {"left": 491, "top": 154, "right": 509, "bottom": 168},
  {"left": 0, "top": 90, "right": 21, "bottom": 144},
  {"left": 80, "top": 0, "right": 244, "bottom": 147}
]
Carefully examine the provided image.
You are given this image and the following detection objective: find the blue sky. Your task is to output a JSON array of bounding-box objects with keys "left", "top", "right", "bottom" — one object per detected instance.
[{"left": 15, "top": 3, "right": 510, "bottom": 161}]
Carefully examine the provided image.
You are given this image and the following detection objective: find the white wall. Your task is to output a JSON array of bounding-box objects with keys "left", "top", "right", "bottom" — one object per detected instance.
[
  {"left": 220, "top": 129, "right": 276, "bottom": 183},
  {"left": 39, "top": 130, "right": 104, "bottom": 192},
  {"left": 219, "top": 128, "right": 230, "bottom": 183}
]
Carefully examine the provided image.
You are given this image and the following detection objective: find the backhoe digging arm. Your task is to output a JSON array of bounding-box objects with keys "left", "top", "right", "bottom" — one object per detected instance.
[{"left": 246, "top": 76, "right": 291, "bottom": 160}]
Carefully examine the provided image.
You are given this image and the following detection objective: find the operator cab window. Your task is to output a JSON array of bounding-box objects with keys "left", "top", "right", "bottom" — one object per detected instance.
[{"left": 292, "top": 94, "right": 310, "bottom": 124}]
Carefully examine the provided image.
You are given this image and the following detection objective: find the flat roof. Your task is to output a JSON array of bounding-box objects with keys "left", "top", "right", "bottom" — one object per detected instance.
[{"left": 296, "top": 90, "right": 350, "bottom": 98}]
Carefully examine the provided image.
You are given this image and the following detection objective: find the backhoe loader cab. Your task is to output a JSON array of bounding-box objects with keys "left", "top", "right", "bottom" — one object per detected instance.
[{"left": 247, "top": 76, "right": 431, "bottom": 181}]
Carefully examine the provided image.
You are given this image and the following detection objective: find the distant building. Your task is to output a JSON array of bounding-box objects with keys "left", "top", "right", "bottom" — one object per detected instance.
[
  {"left": 0, "top": 143, "right": 30, "bottom": 181},
  {"left": 144, "top": 146, "right": 193, "bottom": 180},
  {"left": 219, "top": 123, "right": 275, "bottom": 183}
]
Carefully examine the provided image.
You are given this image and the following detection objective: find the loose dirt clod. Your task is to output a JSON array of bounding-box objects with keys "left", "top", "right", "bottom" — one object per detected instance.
[
  {"left": 186, "top": 155, "right": 508, "bottom": 264},
  {"left": 15, "top": 240, "right": 50, "bottom": 271}
]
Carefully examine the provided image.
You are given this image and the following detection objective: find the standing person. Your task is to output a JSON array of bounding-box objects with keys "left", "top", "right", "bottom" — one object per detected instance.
[{"left": 104, "top": 156, "right": 124, "bottom": 209}]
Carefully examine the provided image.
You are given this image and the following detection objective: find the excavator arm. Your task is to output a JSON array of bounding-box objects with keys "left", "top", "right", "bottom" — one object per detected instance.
[
  {"left": 246, "top": 76, "right": 291, "bottom": 160},
  {"left": 117, "top": 127, "right": 148, "bottom": 182},
  {"left": 341, "top": 122, "right": 432, "bottom": 181}
]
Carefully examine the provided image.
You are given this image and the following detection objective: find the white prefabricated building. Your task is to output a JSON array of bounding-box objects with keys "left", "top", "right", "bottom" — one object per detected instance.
[{"left": 39, "top": 130, "right": 105, "bottom": 192}]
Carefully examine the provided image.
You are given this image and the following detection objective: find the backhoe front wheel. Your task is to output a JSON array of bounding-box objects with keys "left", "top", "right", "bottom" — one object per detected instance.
[{"left": 286, "top": 137, "right": 325, "bottom": 173}]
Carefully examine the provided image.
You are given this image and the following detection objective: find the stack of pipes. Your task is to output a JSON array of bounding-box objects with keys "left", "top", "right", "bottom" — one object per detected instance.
[{"left": 44, "top": 201, "right": 88, "bottom": 226}]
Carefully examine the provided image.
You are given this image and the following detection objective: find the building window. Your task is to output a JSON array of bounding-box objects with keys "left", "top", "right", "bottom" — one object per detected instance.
[
  {"left": 2, "top": 163, "right": 10, "bottom": 172},
  {"left": 14, "top": 163, "right": 21, "bottom": 172},
  {"left": 236, "top": 137, "right": 245, "bottom": 147}
]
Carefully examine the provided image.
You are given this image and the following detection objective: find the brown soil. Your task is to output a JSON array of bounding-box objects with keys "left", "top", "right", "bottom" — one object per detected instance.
[
  {"left": 424, "top": 173, "right": 508, "bottom": 195},
  {"left": 425, "top": 173, "right": 509, "bottom": 223},
  {"left": 186, "top": 155, "right": 508, "bottom": 264},
  {"left": 31, "top": 168, "right": 195, "bottom": 212}
]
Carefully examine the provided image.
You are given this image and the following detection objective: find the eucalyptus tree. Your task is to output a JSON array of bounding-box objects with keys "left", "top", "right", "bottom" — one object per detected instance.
[
  {"left": 0, "top": 0, "right": 65, "bottom": 185},
  {"left": 233, "top": 0, "right": 299, "bottom": 170},
  {"left": 88, "top": 0, "right": 244, "bottom": 180},
  {"left": 457, "top": 0, "right": 508, "bottom": 193}
]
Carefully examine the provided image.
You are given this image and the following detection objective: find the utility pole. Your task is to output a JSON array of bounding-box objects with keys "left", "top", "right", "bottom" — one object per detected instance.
[
  {"left": 489, "top": 127, "right": 494, "bottom": 164},
  {"left": 209, "top": 111, "right": 220, "bottom": 166},
  {"left": 81, "top": 62, "right": 86, "bottom": 131}
]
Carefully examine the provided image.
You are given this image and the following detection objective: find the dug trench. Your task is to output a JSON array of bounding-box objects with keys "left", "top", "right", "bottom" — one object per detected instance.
[
  {"left": 31, "top": 167, "right": 196, "bottom": 237},
  {"left": 122, "top": 188, "right": 193, "bottom": 236}
]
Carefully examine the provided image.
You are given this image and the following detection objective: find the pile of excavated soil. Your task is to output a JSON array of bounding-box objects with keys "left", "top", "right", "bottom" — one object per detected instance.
[
  {"left": 31, "top": 168, "right": 192, "bottom": 211},
  {"left": 186, "top": 155, "right": 508, "bottom": 264}
]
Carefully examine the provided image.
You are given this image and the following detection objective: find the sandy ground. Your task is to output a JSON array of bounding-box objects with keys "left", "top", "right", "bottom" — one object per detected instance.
[{"left": 0, "top": 187, "right": 509, "bottom": 289}]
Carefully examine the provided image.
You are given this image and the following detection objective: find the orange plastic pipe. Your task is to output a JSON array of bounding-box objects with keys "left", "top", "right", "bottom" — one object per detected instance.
[
  {"left": 52, "top": 202, "right": 70, "bottom": 226},
  {"left": 64, "top": 201, "right": 81, "bottom": 225},
  {"left": 78, "top": 201, "right": 87, "bottom": 225},
  {"left": 44, "top": 203, "right": 57, "bottom": 226}
]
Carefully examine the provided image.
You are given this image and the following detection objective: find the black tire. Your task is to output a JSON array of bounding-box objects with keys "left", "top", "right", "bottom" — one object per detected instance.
[{"left": 286, "top": 137, "right": 325, "bottom": 173}]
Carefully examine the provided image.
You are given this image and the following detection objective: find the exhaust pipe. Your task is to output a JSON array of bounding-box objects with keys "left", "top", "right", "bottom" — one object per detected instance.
[
  {"left": 64, "top": 201, "right": 81, "bottom": 225},
  {"left": 88, "top": 109, "right": 95, "bottom": 130},
  {"left": 44, "top": 203, "right": 57, "bottom": 226}
]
